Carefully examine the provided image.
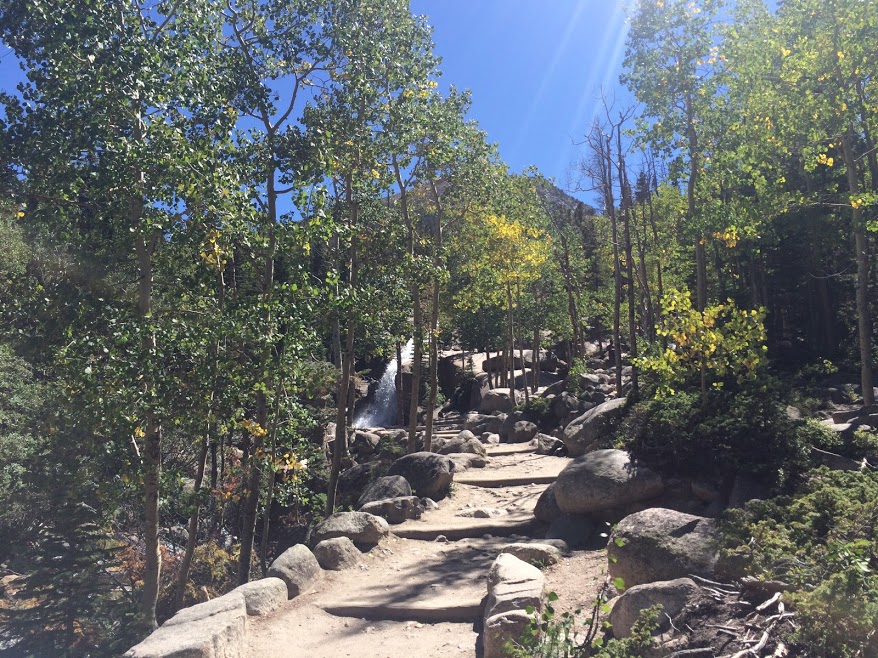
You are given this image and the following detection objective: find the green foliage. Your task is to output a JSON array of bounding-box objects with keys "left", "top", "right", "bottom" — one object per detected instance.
[
  {"left": 504, "top": 590, "right": 659, "bottom": 658},
  {"left": 719, "top": 470, "right": 878, "bottom": 657},
  {"left": 565, "top": 358, "right": 590, "bottom": 396},
  {"left": 635, "top": 288, "right": 767, "bottom": 396},
  {"left": 521, "top": 396, "right": 553, "bottom": 427},
  {"left": 618, "top": 385, "right": 820, "bottom": 483}
]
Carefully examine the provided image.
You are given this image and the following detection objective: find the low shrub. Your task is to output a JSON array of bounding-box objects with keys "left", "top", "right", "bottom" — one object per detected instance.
[
  {"left": 616, "top": 386, "right": 824, "bottom": 486},
  {"left": 719, "top": 469, "right": 878, "bottom": 657}
]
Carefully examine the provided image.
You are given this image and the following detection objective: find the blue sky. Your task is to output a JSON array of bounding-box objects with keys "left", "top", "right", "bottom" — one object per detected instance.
[
  {"left": 1, "top": 1, "right": 634, "bottom": 206},
  {"left": 412, "top": 1, "right": 634, "bottom": 203}
]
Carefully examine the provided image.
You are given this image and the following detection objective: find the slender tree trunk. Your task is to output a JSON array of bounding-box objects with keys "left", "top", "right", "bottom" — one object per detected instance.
[
  {"left": 327, "top": 228, "right": 359, "bottom": 515},
  {"left": 485, "top": 351, "right": 493, "bottom": 389},
  {"left": 515, "top": 285, "right": 529, "bottom": 405},
  {"left": 506, "top": 284, "right": 516, "bottom": 405},
  {"left": 173, "top": 436, "right": 208, "bottom": 611},
  {"left": 617, "top": 135, "right": 638, "bottom": 398},
  {"left": 686, "top": 94, "right": 706, "bottom": 312},
  {"left": 395, "top": 341, "right": 403, "bottom": 425},
  {"left": 424, "top": 182, "right": 444, "bottom": 452},
  {"left": 532, "top": 326, "right": 540, "bottom": 394},
  {"left": 132, "top": 110, "right": 160, "bottom": 627},
  {"left": 842, "top": 134, "right": 875, "bottom": 406}
]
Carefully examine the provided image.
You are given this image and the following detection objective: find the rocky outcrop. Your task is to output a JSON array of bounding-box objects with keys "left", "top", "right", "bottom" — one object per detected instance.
[
  {"left": 388, "top": 452, "right": 455, "bottom": 500},
  {"left": 482, "top": 554, "right": 545, "bottom": 658},
  {"left": 562, "top": 397, "right": 627, "bottom": 456},
  {"left": 510, "top": 420, "right": 538, "bottom": 443},
  {"left": 267, "top": 544, "right": 322, "bottom": 598},
  {"left": 357, "top": 475, "right": 412, "bottom": 508},
  {"left": 435, "top": 432, "right": 487, "bottom": 456},
  {"left": 554, "top": 449, "right": 664, "bottom": 517},
  {"left": 608, "top": 509, "right": 719, "bottom": 588},
  {"left": 312, "top": 511, "right": 390, "bottom": 547},
  {"left": 533, "top": 481, "right": 562, "bottom": 522},
  {"left": 534, "top": 433, "right": 566, "bottom": 456},
  {"left": 313, "top": 537, "right": 362, "bottom": 571},
  {"left": 608, "top": 578, "right": 699, "bottom": 638}
]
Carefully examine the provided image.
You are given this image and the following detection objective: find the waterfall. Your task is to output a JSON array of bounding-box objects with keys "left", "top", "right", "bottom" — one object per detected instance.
[{"left": 352, "top": 339, "right": 414, "bottom": 429}]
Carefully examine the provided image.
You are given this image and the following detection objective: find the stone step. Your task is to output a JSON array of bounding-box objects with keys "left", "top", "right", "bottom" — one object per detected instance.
[
  {"left": 454, "top": 454, "right": 568, "bottom": 488},
  {"left": 319, "top": 600, "right": 482, "bottom": 624},
  {"left": 392, "top": 515, "right": 539, "bottom": 542},
  {"left": 487, "top": 444, "right": 537, "bottom": 457},
  {"left": 455, "top": 474, "right": 558, "bottom": 487}
]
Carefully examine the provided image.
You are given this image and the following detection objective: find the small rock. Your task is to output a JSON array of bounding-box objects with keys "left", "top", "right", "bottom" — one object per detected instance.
[
  {"left": 499, "top": 543, "right": 561, "bottom": 567},
  {"left": 312, "top": 511, "right": 390, "bottom": 548},
  {"left": 267, "top": 544, "right": 322, "bottom": 598},
  {"left": 457, "top": 507, "right": 507, "bottom": 519}
]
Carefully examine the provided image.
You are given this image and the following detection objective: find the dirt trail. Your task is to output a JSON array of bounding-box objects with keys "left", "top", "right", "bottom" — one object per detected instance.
[{"left": 246, "top": 418, "right": 607, "bottom": 658}]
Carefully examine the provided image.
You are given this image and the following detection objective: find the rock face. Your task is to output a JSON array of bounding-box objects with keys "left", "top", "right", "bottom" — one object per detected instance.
[
  {"left": 500, "top": 543, "right": 561, "bottom": 567},
  {"left": 480, "top": 389, "right": 515, "bottom": 414},
  {"left": 312, "top": 511, "right": 390, "bottom": 547},
  {"left": 356, "top": 475, "right": 412, "bottom": 508},
  {"left": 234, "top": 578, "right": 288, "bottom": 617},
  {"left": 482, "top": 554, "right": 545, "bottom": 658},
  {"left": 554, "top": 449, "right": 664, "bottom": 516},
  {"left": 359, "top": 496, "right": 424, "bottom": 524},
  {"left": 267, "top": 544, "right": 322, "bottom": 598},
  {"left": 313, "top": 537, "right": 362, "bottom": 570},
  {"left": 388, "top": 452, "right": 455, "bottom": 500},
  {"left": 608, "top": 509, "right": 719, "bottom": 588},
  {"left": 125, "top": 593, "right": 247, "bottom": 658},
  {"left": 608, "top": 578, "right": 699, "bottom": 638},
  {"left": 562, "top": 397, "right": 627, "bottom": 456}
]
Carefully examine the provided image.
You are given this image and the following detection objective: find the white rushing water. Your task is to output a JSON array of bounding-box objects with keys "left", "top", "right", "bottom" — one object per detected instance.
[{"left": 352, "top": 339, "right": 414, "bottom": 429}]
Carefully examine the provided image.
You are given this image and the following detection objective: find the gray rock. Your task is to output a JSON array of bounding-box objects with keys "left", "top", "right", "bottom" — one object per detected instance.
[
  {"left": 163, "top": 591, "right": 245, "bottom": 627},
  {"left": 457, "top": 507, "right": 507, "bottom": 519},
  {"left": 608, "top": 508, "right": 719, "bottom": 588},
  {"left": 500, "top": 542, "right": 561, "bottom": 567},
  {"left": 312, "top": 511, "right": 390, "bottom": 547},
  {"left": 533, "top": 482, "right": 562, "bottom": 522},
  {"left": 267, "top": 544, "right": 321, "bottom": 598},
  {"left": 554, "top": 449, "right": 664, "bottom": 515},
  {"left": 313, "top": 537, "right": 361, "bottom": 570},
  {"left": 485, "top": 553, "right": 545, "bottom": 618},
  {"left": 357, "top": 475, "right": 412, "bottom": 508},
  {"left": 534, "top": 433, "right": 566, "bottom": 456},
  {"left": 562, "top": 397, "right": 627, "bottom": 456},
  {"left": 727, "top": 474, "right": 770, "bottom": 508},
  {"left": 233, "top": 578, "right": 288, "bottom": 617},
  {"left": 436, "top": 435, "right": 487, "bottom": 456},
  {"left": 350, "top": 430, "right": 380, "bottom": 458},
  {"left": 483, "top": 611, "right": 532, "bottom": 658},
  {"left": 481, "top": 432, "right": 501, "bottom": 444},
  {"left": 511, "top": 420, "right": 539, "bottom": 443},
  {"left": 480, "top": 389, "right": 515, "bottom": 414},
  {"left": 388, "top": 452, "right": 455, "bottom": 500},
  {"left": 464, "top": 414, "right": 491, "bottom": 431},
  {"left": 125, "top": 597, "right": 246, "bottom": 657},
  {"left": 360, "top": 496, "right": 424, "bottom": 524},
  {"left": 609, "top": 578, "right": 699, "bottom": 638},
  {"left": 447, "top": 453, "right": 489, "bottom": 471},
  {"left": 499, "top": 410, "right": 525, "bottom": 441},
  {"left": 421, "top": 497, "right": 440, "bottom": 510}
]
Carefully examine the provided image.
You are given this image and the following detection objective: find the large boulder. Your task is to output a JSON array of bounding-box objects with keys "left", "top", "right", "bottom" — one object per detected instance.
[
  {"left": 313, "top": 537, "right": 362, "bottom": 570},
  {"left": 510, "top": 420, "right": 538, "bottom": 444},
  {"left": 267, "top": 544, "right": 321, "bottom": 598},
  {"left": 499, "top": 411, "right": 525, "bottom": 441},
  {"left": 233, "top": 578, "right": 288, "bottom": 617},
  {"left": 480, "top": 389, "right": 515, "bottom": 414},
  {"left": 350, "top": 430, "right": 380, "bottom": 458},
  {"left": 356, "top": 475, "right": 412, "bottom": 508},
  {"left": 388, "top": 452, "right": 455, "bottom": 500},
  {"left": 608, "top": 508, "right": 719, "bottom": 588},
  {"left": 554, "top": 449, "right": 664, "bottom": 517},
  {"left": 359, "top": 496, "right": 424, "bottom": 524},
  {"left": 534, "top": 433, "right": 566, "bottom": 456},
  {"left": 337, "top": 462, "right": 381, "bottom": 507},
  {"left": 608, "top": 578, "right": 699, "bottom": 638},
  {"left": 125, "top": 595, "right": 246, "bottom": 657},
  {"left": 562, "top": 397, "right": 627, "bottom": 456},
  {"left": 436, "top": 432, "right": 487, "bottom": 457},
  {"left": 312, "top": 511, "right": 390, "bottom": 548}
]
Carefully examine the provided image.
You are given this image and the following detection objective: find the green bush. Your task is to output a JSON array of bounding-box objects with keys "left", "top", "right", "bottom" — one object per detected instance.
[
  {"left": 719, "top": 469, "right": 878, "bottom": 657},
  {"left": 565, "top": 358, "right": 589, "bottom": 396},
  {"left": 521, "top": 396, "right": 553, "bottom": 427},
  {"left": 617, "top": 386, "right": 820, "bottom": 485}
]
